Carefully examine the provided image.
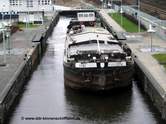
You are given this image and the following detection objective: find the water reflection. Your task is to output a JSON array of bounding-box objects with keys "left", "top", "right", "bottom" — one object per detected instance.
[
  {"left": 64, "top": 86, "right": 132, "bottom": 124},
  {"left": 64, "top": 82, "right": 165, "bottom": 124}
]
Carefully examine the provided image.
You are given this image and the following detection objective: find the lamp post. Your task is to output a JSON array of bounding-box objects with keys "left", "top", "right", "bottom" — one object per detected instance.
[
  {"left": 42, "top": 8, "right": 44, "bottom": 25},
  {"left": 150, "top": 19, "right": 163, "bottom": 34},
  {"left": 100, "top": 0, "right": 104, "bottom": 9},
  {"left": 26, "top": 5, "right": 30, "bottom": 29},
  {"left": 125, "top": 1, "right": 141, "bottom": 32},
  {"left": 9, "top": 3, "right": 11, "bottom": 24},
  {"left": 10, "top": 10, "right": 14, "bottom": 24},
  {"left": 2, "top": 5, "right": 5, "bottom": 23},
  {"left": 5, "top": 22, "right": 11, "bottom": 53},
  {"left": 117, "top": 0, "right": 123, "bottom": 27},
  {"left": 147, "top": 24, "right": 156, "bottom": 52},
  {"left": 138, "top": 0, "right": 141, "bottom": 32},
  {"left": 107, "top": 1, "right": 112, "bottom": 8},
  {"left": 0, "top": 23, "right": 6, "bottom": 66},
  {"left": 28, "top": 9, "right": 30, "bottom": 28},
  {"left": 109, "top": 0, "right": 122, "bottom": 25},
  {"left": 10, "top": 10, "right": 12, "bottom": 23},
  {"left": 26, "top": 12, "right": 28, "bottom": 28},
  {"left": 120, "top": 7, "right": 123, "bottom": 26}
]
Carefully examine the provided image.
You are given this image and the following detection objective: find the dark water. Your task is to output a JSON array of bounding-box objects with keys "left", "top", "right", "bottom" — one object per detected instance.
[{"left": 8, "top": 17, "right": 165, "bottom": 124}]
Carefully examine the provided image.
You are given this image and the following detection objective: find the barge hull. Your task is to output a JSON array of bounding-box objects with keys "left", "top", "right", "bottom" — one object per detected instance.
[{"left": 64, "top": 64, "right": 134, "bottom": 91}]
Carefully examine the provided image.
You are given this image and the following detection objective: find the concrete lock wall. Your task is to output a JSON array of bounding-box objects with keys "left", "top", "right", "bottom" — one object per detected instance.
[
  {"left": 0, "top": 12, "right": 59, "bottom": 124},
  {"left": 0, "top": 45, "right": 38, "bottom": 124},
  {"left": 135, "top": 63, "right": 166, "bottom": 120},
  {"left": 0, "top": 59, "right": 28, "bottom": 123},
  {"left": 0, "top": 33, "right": 2, "bottom": 43},
  {"left": 39, "top": 12, "right": 59, "bottom": 53},
  {"left": 97, "top": 10, "right": 166, "bottom": 120}
]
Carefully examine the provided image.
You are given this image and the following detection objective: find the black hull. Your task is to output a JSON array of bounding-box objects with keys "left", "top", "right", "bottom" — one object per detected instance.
[{"left": 63, "top": 62, "right": 134, "bottom": 91}]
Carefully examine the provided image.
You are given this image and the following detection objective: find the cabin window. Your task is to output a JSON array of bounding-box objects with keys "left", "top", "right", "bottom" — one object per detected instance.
[
  {"left": 91, "top": 40, "right": 97, "bottom": 43},
  {"left": 89, "top": 13, "right": 94, "bottom": 17},
  {"left": 99, "top": 40, "right": 104, "bottom": 43},
  {"left": 84, "top": 14, "right": 88, "bottom": 17},
  {"left": 79, "top": 14, "right": 83, "bottom": 17}
]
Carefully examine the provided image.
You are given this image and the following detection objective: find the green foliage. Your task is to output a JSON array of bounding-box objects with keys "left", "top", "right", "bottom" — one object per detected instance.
[
  {"left": 109, "top": 13, "right": 145, "bottom": 32},
  {"left": 17, "top": 22, "right": 39, "bottom": 29},
  {"left": 153, "top": 54, "right": 166, "bottom": 70},
  {"left": 164, "top": 65, "right": 166, "bottom": 69},
  {"left": 153, "top": 54, "right": 166, "bottom": 64}
]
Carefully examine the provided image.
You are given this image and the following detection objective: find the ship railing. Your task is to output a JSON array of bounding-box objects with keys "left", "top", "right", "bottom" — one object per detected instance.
[
  {"left": 71, "top": 31, "right": 111, "bottom": 37},
  {"left": 68, "top": 39, "right": 120, "bottom": 47}
]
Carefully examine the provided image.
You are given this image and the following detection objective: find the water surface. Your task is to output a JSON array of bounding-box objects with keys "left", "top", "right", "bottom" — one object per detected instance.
[{"left": 9, "top": 17, "right": 165, "bottom": 124}]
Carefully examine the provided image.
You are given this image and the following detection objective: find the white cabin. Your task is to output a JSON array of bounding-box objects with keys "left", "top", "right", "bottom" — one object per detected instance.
[{"left": 77, "top": 12, "right": 95, "bottom": 22}]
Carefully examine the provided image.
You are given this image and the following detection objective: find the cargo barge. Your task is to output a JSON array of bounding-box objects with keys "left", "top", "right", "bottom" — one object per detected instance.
[{"left": 63, "top": 13, "right": 134, "bottom": 91}]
